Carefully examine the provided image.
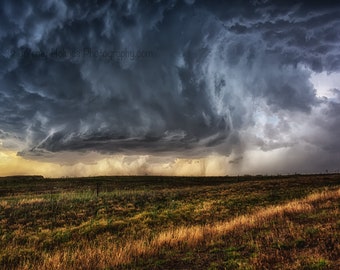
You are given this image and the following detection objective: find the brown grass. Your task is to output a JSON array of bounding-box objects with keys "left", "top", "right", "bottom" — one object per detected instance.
[
  {"left": 17, "top": 197, "right": 46, "bottom": 205},
  {"left": 33, "top": 188, "right": 340, "bottom": 269}
]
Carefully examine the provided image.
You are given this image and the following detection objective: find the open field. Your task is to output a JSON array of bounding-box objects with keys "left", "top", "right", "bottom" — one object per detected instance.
[{"left": 0, "top": 174, "right": 339, "bottom": 269}]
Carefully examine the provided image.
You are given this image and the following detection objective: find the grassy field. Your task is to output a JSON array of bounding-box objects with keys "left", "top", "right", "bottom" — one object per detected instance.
[{"left": 0, "top": 174, "right": 339, "bottom": 269}]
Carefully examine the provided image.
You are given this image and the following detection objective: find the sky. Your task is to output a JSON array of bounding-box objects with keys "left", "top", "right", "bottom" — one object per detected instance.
[{"left": 0, "top": 0, "right": 340, "bottom": 177}]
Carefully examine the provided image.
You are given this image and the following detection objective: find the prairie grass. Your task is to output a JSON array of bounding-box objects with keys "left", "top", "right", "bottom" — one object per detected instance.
[
  {"left": 0, "top": 174, "right": 339, "bottom": 269},
  {"left": 34, "top": 187, "right": 339, "bottom": 269},
  {"left": 17, "top": 197, "right": 46, "bottom": 205}
]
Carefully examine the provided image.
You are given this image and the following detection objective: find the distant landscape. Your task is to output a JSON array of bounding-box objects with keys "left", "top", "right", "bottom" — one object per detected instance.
[{"left": 0, "top": 174, "right": 339, "bottom": 269}]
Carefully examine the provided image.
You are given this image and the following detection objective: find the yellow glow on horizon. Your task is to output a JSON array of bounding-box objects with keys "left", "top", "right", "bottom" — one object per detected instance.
[
  {"left": 0, "top": 150, "right": 61, "bottom": 177},
  {"left": 0, "top": 149, "right": 230, "bottom": 177}
]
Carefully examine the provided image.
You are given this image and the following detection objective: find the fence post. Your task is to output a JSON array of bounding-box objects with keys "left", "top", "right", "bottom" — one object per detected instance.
[{"left": 96, "top": 182, "right": 100, "bottom": 197}]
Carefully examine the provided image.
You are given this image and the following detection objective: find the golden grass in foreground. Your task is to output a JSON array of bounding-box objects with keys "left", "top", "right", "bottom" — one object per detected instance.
[{"left": 38, "top": 188, "right": 340, "bottom": 269}]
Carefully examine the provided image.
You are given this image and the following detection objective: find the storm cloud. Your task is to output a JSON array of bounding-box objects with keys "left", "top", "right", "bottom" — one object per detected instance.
[{"left": 1, "top": 0, "right": 340, "bottom": 174}]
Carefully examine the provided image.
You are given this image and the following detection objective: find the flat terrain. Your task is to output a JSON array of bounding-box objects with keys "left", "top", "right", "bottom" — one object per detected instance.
[{"left": 0, "top": 174, "right": 339, "bottom": 269}]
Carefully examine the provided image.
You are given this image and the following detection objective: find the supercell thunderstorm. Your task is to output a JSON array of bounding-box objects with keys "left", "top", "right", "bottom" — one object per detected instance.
[{"left": 1, "top": 0, "right": 340, "bottom": 174}]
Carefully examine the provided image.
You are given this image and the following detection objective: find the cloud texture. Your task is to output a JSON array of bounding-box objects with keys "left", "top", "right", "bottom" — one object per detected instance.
[{"left": 0, "top": 0, "right": 340, "bottom": 174}]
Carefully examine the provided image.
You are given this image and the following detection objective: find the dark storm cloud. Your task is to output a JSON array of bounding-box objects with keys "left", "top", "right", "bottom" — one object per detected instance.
[
  {"left": 306, "top": 91, "right": 340, "bottom": 153},
  {"left": 0, "top": 0, "right": 340, "bottom": 168}
]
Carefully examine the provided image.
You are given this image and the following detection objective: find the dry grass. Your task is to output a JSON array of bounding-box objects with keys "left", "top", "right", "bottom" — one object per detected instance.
[
  {"left": 17, "top": 197, "right": 46, "bottom": 205},
  {"left": 1, "top": 175, "right": 339, "bottom": 269},
  {"left": 32, "top": 188, "right": 339, "bottom": 269},
  {"left": 0, "top": 200, "right": 9, "bottom": 208}
]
